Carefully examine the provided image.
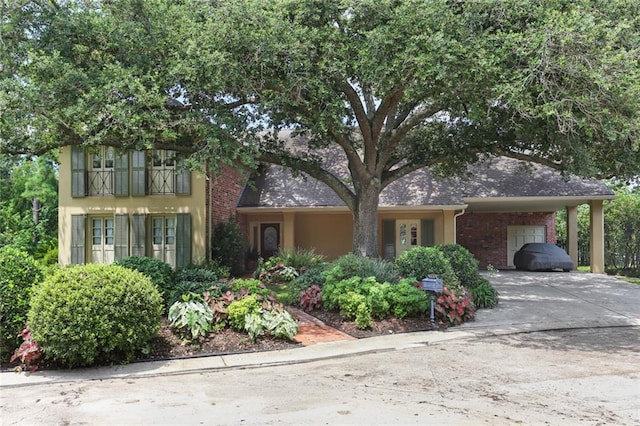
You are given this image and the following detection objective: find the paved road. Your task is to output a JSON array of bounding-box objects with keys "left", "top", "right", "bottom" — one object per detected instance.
[{"left": 1, "top": 271, "right": 639, "bottom": 425}]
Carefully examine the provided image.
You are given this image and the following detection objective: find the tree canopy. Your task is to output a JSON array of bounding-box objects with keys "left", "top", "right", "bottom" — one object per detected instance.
[{"left": 2, "top": 0, "right": 639, "bottom": 256}]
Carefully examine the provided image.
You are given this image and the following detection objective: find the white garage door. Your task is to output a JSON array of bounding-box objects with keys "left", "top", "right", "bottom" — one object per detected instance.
[{"left": 507, "top": 226, "right": 546, "bottom": 266}]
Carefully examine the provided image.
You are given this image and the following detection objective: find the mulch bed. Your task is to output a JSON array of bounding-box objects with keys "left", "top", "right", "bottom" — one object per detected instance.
[{"left": 3, "top": 311, "right": 445, "bottom": 371}]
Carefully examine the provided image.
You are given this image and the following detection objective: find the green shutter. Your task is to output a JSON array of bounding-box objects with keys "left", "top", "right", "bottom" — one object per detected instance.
[
  {"left": 71, "top": 214, "right": 86, "bottom": 264},
  {"left": 114, "top": 214, "right": 129, "bottom": 260},
  {"left": 382, "top": 219, "right": 395, "bottom": 259},
  {"left": 175, "top": 160, "right": 191, "bottom": 195},
  {"left": 421, "top": 219, "right": 435, "bottom": 247},
  {"left": 71, "top": 146, "right": 86, "bottom": 197},
  {"left": 114, "top": 153, "right": 129, "bottom": 196},
  {"left": 175, "top": 213, "right": 191, "bottom": 267},
  {"left": 131, "top": 151, "right": 147, "bottom": 196},
  {"left": 131, "top": 214, "right": 146, "bottom": 257}
]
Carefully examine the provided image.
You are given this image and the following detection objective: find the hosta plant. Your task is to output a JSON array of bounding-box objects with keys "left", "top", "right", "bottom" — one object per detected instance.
[{"left": 168, "top": 300, "right": 214, "bottom": 340}]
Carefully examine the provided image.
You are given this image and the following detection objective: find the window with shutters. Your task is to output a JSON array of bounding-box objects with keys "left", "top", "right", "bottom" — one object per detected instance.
[
  {"left": 88, "top": 147, "right": 115, "bottom": 195},
  {"left": 91, "top": 217, "right": 115, "bottom": 264},
  {"left": 152, "top": 216, "right": 176, "bottom": 267},
  {"left": 149, "top": 150, "right": 176, "bottom": 194}
]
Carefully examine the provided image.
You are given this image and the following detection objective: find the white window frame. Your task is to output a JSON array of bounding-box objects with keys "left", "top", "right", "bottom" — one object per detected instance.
[
  {"left": 152, "top": 216, "right": 176, "bottom": 267},
  {"left": 88, "top": 146, "right": 115, "bottom": 195},
  {"left": 150, "top": 150, "right": 176, "bottom": 194},
  {"left": 91, "top": 217, "right": 115, "bottom": 264},
  {"left": 396, "top": 220, "right": 420, "bottom": 255}
]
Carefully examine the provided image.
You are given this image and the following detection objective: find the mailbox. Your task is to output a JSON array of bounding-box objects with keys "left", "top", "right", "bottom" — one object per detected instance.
[{"left": 421, "top": 277, "right": 443, "bottom": 293}]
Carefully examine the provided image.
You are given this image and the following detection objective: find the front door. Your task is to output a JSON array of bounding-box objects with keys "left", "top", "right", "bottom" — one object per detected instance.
[
  {"left": 396, "top": 220, "right": 420, "bottom": 256},
  {"left": 260, "top": 223, "right": 280, "bottom": 258}
]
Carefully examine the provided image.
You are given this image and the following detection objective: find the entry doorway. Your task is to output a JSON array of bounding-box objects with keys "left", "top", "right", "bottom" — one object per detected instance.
[{"left": 260, "top": 223, "right": 280, "bottom": 258}]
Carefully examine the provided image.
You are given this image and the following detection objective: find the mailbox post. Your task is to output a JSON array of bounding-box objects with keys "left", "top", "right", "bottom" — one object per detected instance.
[{"left": 421, "top": 276, "right": 443, "bottom": 325}]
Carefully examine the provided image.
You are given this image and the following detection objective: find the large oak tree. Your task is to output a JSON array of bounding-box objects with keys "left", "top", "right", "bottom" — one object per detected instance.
[{"left": 2, "top": 0, "right": 639, "bottom": 257}]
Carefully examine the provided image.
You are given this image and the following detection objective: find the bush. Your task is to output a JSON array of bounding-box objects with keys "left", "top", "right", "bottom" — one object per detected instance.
[
  {"left": 115, "top": 256, "right": 174, "bottom": 305},
  {"left": 324, "top": 253, "right": 400, "bottom": 284},
  {"left": 227, "top": 295, "right": 262, "bottom": 330},
  {"left": 388, "top": 279, "right": 431, "bottom": 319},
  {"left": 231, "top": 278, "right": 270, "bottom": 296},
  {"left": 211, "top": 218, "right": 245, "bottom": 276},
  {"left": 166, "top": 266, "right": 230, "bottom": 308},
  {"left": 0, "top": 247, "right": 43, "bottom": 361},
  {"left": 436, "top": 244, "right": 481, "bottom": 287},
  {"left": 274, "top": 247, "right": 326, "bottom": 270},
  {"left": 28, "top": 264, "right": 163, "bottom": 368},
  {"left": 245, "top": 309, "right": 298, "bottom": 342},
  {"left": 470, "top": 277, "right": 499, "bottom": 309},
  {"left": 395, "top": 247, "right": 460, "bottom": 293}
]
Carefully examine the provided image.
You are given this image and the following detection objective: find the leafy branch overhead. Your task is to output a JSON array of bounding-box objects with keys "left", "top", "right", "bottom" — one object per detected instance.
[{"left": 1, "top": 0, "right": 638, "bottom": 256}]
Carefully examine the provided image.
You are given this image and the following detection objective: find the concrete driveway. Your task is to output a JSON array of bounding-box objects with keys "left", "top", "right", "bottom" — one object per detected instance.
[{"left": 462, "top": 270, "right": 640, "bottom": 333}]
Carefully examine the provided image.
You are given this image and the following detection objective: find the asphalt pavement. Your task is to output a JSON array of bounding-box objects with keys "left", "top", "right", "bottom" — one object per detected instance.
[{"left": 2, "top": 270, "right": 639, "bottom": 388}]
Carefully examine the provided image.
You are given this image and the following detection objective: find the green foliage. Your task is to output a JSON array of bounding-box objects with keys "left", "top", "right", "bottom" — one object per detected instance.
[
  {"left": 231, "top": 278, "right": 270, "bottom": 297},
  {"left": 324, "top": 254, "right": 400, "bottom": 284},
  {"left": 258, "top": 248, "right": 326, "bottom": 284},
  {"left": 0, "top": 247, "right": 43, "bottom": 361},
  {"left": 167, "top": 266, "right": 230, "bottom": 308},
  {"left": 273, "top": 247, "right": 326, "bottom": 270},
  {"left": 211, "top": 219, "right": 245, "bottom": 276},
  {"left": 243, "top": 309, "right": 298, "bottom": 342},
  {"left": 27, "top": 264, "right": 162, "bottom": 368},
  {"left": 115, "top": 256, "right": 174, "bottom": 306},
  {"left": 470, "top": 278, "right": 499, "bottom": 309},
  {"left": 322, "top": 276, "right": 429, "bottom": 322},
  {"left": 604, "top": 189, "right": 640, "bottom": 273},
  {"left": 436, "top": 244, "right": 481, "bottom": 287},
  {"left": 395, "top": 247, "right": 460, "bottom": 293},
  {"left": 388, "top": 279, "right": 431, "bottom": 319},
  {"left": 338, "top": 291, "right": 368, "bottom": 321},
  {"left": 227, "top": 295, "right": 261, "bottom": 330},
  {"left": 435, "top": 287, "right": 475, "bottom": 325},
  {"left": 0, "top": 156, "right": 58, "bottom": 258},
  {"left": 168, "top": 300, "right": 214, "bottom": 340}
]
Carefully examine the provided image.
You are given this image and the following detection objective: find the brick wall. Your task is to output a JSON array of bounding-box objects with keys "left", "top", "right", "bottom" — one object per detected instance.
[
  {"left": 206, "top": 165, "right": 251, "bottom": 259},
  {"left": 456, "top": 212, "right": 556, "bottom": 269}
]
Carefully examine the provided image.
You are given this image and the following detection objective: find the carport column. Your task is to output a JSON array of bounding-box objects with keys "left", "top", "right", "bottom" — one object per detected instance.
[
  {"left": 443, "top": 210, "right": 456, "bottom": 244},
  {"left": 282, "top": 212, "right": 295, "bottom": 251},
  {"left": 566, "top": 205, "right": 578, "bottom": 268},
  {"left": 589, "top": 200, "right": 605, "bottom": 274}
]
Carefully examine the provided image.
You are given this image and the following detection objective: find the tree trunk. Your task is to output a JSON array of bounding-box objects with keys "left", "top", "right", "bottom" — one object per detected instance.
[
  {"left": 352, "top": 183, "right": 381, "bottom": 258},
  {"left": 32, "top": 197, "right": 40, "bottom": 245}
]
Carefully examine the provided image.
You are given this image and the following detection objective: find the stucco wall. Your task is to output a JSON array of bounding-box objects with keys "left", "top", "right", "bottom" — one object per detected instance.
[
  {"left": 456, "top": 212, "right": 556, "bottom": 269},
  {"left": 294, "top": 213, "right": 353, "bottom": 260},
  {"left": 58, "top": 146, "right": 208, "bottom": 266}
]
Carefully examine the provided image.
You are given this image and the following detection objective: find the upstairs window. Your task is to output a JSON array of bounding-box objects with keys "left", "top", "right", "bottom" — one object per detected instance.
[
  {"left": 88, "top": 147, "right": 115, "bottom": 195},
  {"left": 150, "top": 150, "right": 176, "bottom": 194}
]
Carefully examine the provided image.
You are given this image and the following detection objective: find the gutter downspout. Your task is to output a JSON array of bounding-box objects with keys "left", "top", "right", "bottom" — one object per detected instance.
[{"left": 453, "top": 208, "right": 466, "bottom": 244}]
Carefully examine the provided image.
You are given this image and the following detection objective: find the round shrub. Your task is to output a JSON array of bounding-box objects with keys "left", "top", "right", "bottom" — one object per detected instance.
[
  {"left": 395, "top": 246, "right": 460, "bottom": 292},
  {"left": 115, "top": 256, "right": 174, "bottom": 305},
  {"left": 28, "top": 264, "right": 163, "bottom": 368},
  {"left": 0, "top": 247, "right": 43, "bottom": 361},
  {"left": 436, "top": 244, "right": 481, "bottom": 287}
]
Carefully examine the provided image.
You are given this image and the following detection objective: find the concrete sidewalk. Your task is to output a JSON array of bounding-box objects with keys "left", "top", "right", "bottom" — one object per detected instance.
[{"left": 2, "top": 271, "right": 638, "bottom": 388}]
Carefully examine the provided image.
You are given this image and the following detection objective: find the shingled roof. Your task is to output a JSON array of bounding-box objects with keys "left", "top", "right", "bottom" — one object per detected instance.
[{"left": 238, "top": 135, "right": 614, "bottom": 209}]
